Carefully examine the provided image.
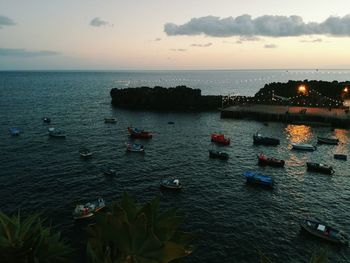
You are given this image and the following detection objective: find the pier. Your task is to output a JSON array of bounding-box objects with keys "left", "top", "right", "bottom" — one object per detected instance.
[{"left": 221, "top": 104, "right": 350, "bottom": 128}]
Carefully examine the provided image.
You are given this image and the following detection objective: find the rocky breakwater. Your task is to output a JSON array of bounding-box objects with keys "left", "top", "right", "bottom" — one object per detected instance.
[{"left": 110, "top": 85, "right": 222, "bottom": 111}]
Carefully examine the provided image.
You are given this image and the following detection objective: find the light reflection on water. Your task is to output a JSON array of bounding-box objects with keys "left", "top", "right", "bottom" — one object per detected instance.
[{"left": 285, "top": 124, "right": 313, "bottom": 144}]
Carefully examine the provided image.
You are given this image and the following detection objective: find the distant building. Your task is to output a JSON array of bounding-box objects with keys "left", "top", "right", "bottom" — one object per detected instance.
[{"left": 344, "top": 99, "right": 350, "bottom": 107}]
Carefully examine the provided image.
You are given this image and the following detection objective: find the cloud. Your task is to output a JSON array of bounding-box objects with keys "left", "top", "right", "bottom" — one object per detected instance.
[
  {"left": 0, "top": 48, "right": 61, "bottom": 57},
  {"left": 89, "top": 17, "right": 112, "bottom": 27},
  {"left": 0, "top": 15, "right": 16, "bottom": 28},
  {"left": 170, "top": 48, "right": 187, "bottom": 52},
  {"left": 300, "top": 38, "right": 323, "bottom": 43},
  {"left": 191, "top": 42, "right": 212, "bottom": 47},
  {"left": 164, "top": 14, "right": 350, "bottom": 37},
  {"left": 264, "top": 44, "right": 277, "bottom": 48}
]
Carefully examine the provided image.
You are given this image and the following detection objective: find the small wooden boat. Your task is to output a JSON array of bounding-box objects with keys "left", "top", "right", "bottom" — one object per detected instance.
[
  {"left": 79, "top": 147, "right": 92, "bottom": 158},
  {"left": 209, "top": 150, "right": 229, "bottom": 160},
  {"left": 73, "top": 198, "right": 106, "bottom": 220},
  {"left": 48, "top": 127, "right": 66, "bottom": 138},
  {"left": 42, "top": 117, "right": 51, "bottom": 123},
  {"left": 127, "top": 127, "right": 152, "bottom": 139},
  {"left": 291, "top": 143, "right": 316, "bottom": 151},
  {"left": 126, "top": 143, "right": 145, "bottom": 153},
  {"left": 253, "top": 133, "right": 279, "bottom": 146},
  {"left": 334, "top": 154, "right": 347, "bottom": 161},
  {"left": 9, "top": 127, "right": 20, "bottom": 136},
  {"left": 243, "top": 171, "right": 274, "bottom": 188},
  {"left": 168, "top": 121, "right": 175, "bottom": 125},
  {"left": 258, "top": 154, "right": 285, "bottom": 167},
  {"left": 103, "top": 169, "right": 117, "bottom": 176},
  {"left": 160, "top": 178, "right": 182, "bottom": 190},
  {"left": 104, "top": 118, "right": 117, "bottom": 123},
  {"left": 211, "top": 133, "right": 230, "bottom": 145},
  {"left": 306, "top": 162, "right": 334, "bottom": 175},
  {"left": 317, "top": 136, "right": 339, "bottom": 145},
  {"left": 300, "top": 218, "right": 349, "bottom": 245}
]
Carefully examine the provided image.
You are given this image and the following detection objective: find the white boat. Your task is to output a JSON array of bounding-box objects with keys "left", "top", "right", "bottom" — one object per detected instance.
[
  {"left": 126, "top": 143, "right": 145, "bottom": 153},
  {"left": 73, "top": 197, "right": 105, "bottom": 220},
  {"left": 79, "top": 147, "right": 92, "bottom": 158},
  {"left": 48, "top": 127, "right": 66, "bottom": 138},
  {"left": 291, "top": 143, "right": 316, "bottom": 151}
]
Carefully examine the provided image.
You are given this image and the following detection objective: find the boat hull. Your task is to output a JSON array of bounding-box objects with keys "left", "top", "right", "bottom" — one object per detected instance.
[
  {"left": 253, "top": 135, "right": 280, "bottom": 146},
  {"left": 300, "top": 219, "right": 348, "bottom": 245},
  {"left": 209, "top": 150, "right": 229, "bottom": 160},
  {"left": 306, "top": 162, "right": 334, "bottom": 175},
  {"left": 334, "top": 154, "right": 347, "bottom": 160},
  {"left": 317, "top": 137, "right": 339, "bottom": 145}
]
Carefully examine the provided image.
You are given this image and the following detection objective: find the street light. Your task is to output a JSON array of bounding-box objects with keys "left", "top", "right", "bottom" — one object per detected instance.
[
  {"left": 344, "top": 87, "right": 349, "bottom": 93},
  {"left": 298, "top": 85, "right": 307, "bottom": 94}
]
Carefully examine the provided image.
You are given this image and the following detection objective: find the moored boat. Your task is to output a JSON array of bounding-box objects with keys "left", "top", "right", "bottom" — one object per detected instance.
[
  {"left": 209, "top": 150, "right": 229, "bottom": 160},
  {"left": 126, "top": 142, "right": 145, "bottom": 152},
  {"left": 306, "top": 162, "right": 334, "bottom": 175},
  {"left": 79, "top": 147, "right": 92, "bottom": 158},
  {"left": 243, "top": 171, "right": 274, "bottom": 188},
  {"left": 317, "top": 136, "right": 339, "bottom": 145},
  {"left": 300, "top": 218, "right": 349, "bottom": 245},
  {"left": 127, "top": 127, "right": 152, "bottom": 139},
  {"left": 253, "top": 133, "right": 279, "bottom": 146},
  {"left": 9, "top": 127, "right": 20, "bottom": 136},
  {"left": 104, "top": 118, "right": 117, "bottom": 123},
  {"left": 42, "top": 117, "right": 51, "bottom": 123},
  {"left": 211, "top": 133, "right": 230, "bottom": 145},
  {"left": 258, "top": 154, "right": 285, "bottom": 167},
  {"left": 73, "top": 197, "right": 106, "bottom": 220},
  {"left": 160, "top": 178, "right": 182, "bottom": 190},
  {"left": 334, "top": 154, "right": 347, "bottom": 161},
  {"left": 291, "top": 143, "right": 316, "bottom": 151},
  {"left": 48, "top": 127, "right": 66, "bottom": 138}
]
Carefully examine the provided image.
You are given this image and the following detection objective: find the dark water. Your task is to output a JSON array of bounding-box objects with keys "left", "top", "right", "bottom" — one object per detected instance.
[{"left": 0, "top": 71, "right": 349, "bottom": 262}]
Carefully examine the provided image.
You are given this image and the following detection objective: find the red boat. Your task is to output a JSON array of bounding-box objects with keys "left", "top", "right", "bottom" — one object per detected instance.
[
  {"left": 258, "top": 154, "right": 285, "bottom": 167},
  {"left": 211, "top": 133, "right": 230, "bottom": 145},
  {"left": 127, "top": 127, "right": 153, "bottom": 139}
]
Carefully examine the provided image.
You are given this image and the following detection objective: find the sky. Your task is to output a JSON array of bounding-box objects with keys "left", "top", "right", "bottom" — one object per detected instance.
[{"left": 1, "top": 0, "right": 350, "bottom": 70}]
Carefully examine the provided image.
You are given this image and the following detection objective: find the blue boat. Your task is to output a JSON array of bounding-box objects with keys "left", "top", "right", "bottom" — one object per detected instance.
[
  {"left": 9, "top": 127, "right": 20, "bottom": 136},
  {"left": 243, "top": 171, "right": 274, "bottom": 188}
]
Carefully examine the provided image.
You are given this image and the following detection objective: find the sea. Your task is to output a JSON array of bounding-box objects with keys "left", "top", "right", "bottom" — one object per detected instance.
[{"left": 0, "top": 70, "right": 350, "bottom": 262}]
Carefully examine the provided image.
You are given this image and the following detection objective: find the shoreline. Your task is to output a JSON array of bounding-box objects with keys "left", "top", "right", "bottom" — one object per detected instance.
[{"left": 221, "top": 104, "right": 350, "bottom": 128}]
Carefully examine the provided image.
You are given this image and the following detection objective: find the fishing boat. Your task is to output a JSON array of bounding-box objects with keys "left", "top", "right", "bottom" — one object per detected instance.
[
  {"left": 73, "top": 197, "right": 106, "bottom": 220},
  {"left": 243, "top": 171, "right": 274, "bottom": 188},
  {"left": 79, "top": 147, "right": 92, "bottom": 158},
  {"left": 103, "top": 169, "right": 117, "bottom": 176},
  {"left": 9, "top": 127, "right": 20, "bottom": 136},
  {"left": 168, "top": 121, "right": 175, "bottom": 125},
  {"left": 258, "top": 154, "right": 285, "bottom": 167},
  {"left": 291, "top": 143, "right": 316, "bottom": 151},
  {"left": 317, "top": 136, "right": 339, "bottom": 145},
  {"left": 211, "top": 133, "right": 230, "bottom": 145},
  {"left": 126, "top": 142, "right": 145, "bottom": 153},
  {"left": 253, "top": 133, "right": 280, "bottom": 146},
  {"left": 160, "top": 178, "right": 182, "bottom": 190},
  {"left": 104, "top": 118, "right": 117, "bottom": 123},
  {"left": 300, "top": 218, "right": 349, "bottom": 245},
  {"left": 48, "top": 127, "right": 66, "bottom": 138},
  {"left": 334, "top": 154, "right": 347, "bottom": 161},
  {"left": 42, "top": 117, "right": 51, "bottom": 123},
  {"left": 306, "top": 162, "right": 334, "bottom": 175},
  {"left": 127, "top": 127, "right": 152, "bottom": 139},
  {"left": 209, "top": 150, "right": 229, "bottom": 160}
]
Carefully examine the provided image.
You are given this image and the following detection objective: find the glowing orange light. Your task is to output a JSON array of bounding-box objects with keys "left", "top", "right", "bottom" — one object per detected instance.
[
  {"left": 344, "top": 87, "right": 349, "bottom": 93},
  {"left": 298, "top": 85, "right": 307, "bottom": 94}
]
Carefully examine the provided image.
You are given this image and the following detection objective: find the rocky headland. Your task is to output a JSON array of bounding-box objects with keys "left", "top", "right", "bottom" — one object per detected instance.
[{"left": 110, "top": 86, "right": 222, "bottom": 111}]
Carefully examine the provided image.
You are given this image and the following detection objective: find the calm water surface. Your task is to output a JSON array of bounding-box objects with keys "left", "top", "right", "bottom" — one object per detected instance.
[{"left": 0, "top": 71, "right": 349, "bottom": 262}]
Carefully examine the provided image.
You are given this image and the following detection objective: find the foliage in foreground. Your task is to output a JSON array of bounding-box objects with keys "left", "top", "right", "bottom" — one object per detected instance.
[
  {"left": 0, "top": 211, "right": 73, "bottom": 263},
  {"left": 86, "top": 193, "right": 194, "bottom": 263}
]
